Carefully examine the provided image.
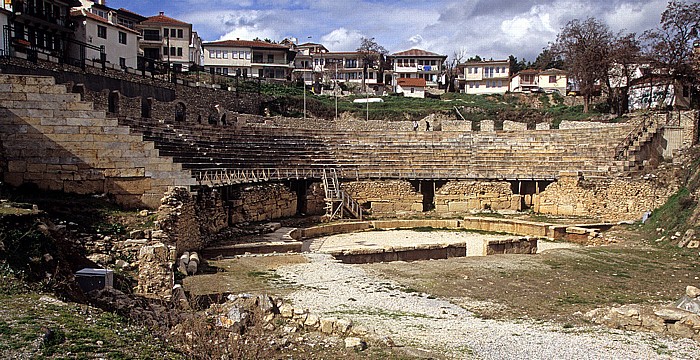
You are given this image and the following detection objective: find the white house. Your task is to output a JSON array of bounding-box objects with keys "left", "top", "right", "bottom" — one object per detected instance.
[
  {"left": 70, "top": 7, "right": 140, "bottom": 69},
  {"left": 460, "top": 59, "right": 510, "bottom": 94},
  {"left": 202, "top": 39, "right": 296, "bottom": 79},
  {"left": 396, "top": 77, "right": 426, "bottom": 98},
  {"left": 387, "top": 49, "right": 446, "bottom": 90},
  {"left": 628, "top": 75, "right": 691, "bottom": 111},
  {"left": 509, "top": 69, "right": 540, "bottom": 93}
]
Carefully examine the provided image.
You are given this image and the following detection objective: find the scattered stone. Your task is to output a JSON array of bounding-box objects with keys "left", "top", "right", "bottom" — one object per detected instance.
[
  {"left": 344, "top": 337, "right": 367, "bottom": 351},
  {"left": 688, "top": 241, "right": 700, "bottom": 249},
  {"left": 320, "top": 317, "right": 336, "bottom": 334},
  {"left": 39, "top": 296, "right": 67, "bottom": 306},
  {"left": 279, "top": 304, "right": 294, "bottom": 318},
  {"left": 138, "top": 210, "right": 149, "bottom": 217},
  {"left": 334, "top": 318, "right": 353, "bottom": 334},
  {"left": 129, "top": 230, "right": 145, "bottom": 239},
  {"left": 654, "top": 307, "right": 690, "bottom": 321},
  {"left": 687, "top": 286, "right": 700, "bottom": 298},
  {"left": 304, "top": 314, "right": 319, "bottom": 328}
]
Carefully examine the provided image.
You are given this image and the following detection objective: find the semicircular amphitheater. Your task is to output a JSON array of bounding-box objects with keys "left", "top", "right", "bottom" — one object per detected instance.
[{"left": 0, "top": 69, "right": 695, "bottom": 273}]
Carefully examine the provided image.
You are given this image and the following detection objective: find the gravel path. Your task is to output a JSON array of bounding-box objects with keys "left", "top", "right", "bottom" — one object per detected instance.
[{"left": 276, "top": 253, "right": 700, "bottom": 359}]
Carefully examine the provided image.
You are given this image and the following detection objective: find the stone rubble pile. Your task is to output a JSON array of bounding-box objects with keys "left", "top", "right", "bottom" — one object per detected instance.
[
  {"left": 585, "top": 285, "right": 700, "bottom": 342},
  {"left": 208, "top": 294, "right": 369, "bottom": 351}
]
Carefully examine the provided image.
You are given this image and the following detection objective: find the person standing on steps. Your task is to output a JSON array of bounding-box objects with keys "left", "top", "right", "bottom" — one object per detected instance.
[
  {"left": 425, "top": 119, "right": 431, "bottom": 131},
  {"left": 413, "top": 120, "right": 419, "bottom": 131}
]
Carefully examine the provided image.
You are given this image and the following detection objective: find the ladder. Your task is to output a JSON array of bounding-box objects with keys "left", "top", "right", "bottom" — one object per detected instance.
[{"left": 322, "top": 168, "right": 363, "bottom": 220}]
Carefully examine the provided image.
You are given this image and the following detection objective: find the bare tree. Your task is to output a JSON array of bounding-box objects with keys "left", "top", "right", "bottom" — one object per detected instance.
[
  {"left": 356, "top": 37, "right": 388, "bottom": 91},
  {"left": 642, "top": 0, "right": 700, "bottom": 105},
  {"left": 552, "top": 18, "right": 614, "bottom": 113},
  {"left": 605, "top": 33, "right": 642, "bottom": 115},
  {"left": 444, "top": 49, "right": 467, "bottom": 92}
]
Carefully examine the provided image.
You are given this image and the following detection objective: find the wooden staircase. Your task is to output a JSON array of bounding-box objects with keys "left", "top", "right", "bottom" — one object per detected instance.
[{"left": 322, "top": 168, "right": 363, "bottom": 220}]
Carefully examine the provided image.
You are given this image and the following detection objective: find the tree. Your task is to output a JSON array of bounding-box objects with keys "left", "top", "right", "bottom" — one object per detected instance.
[
  {"left": 552, "top": 17, "right": 614, "bottom": 113},
  {"left": 356, "top": 37, "right": 388, "bottom": 90},
  {"left": 444, "top": 49, "right": 467, "bottom": 92},
  {"left": 466, "top": 55, "right": 482, "bottom": 62},
  {"left": 531, "top": 49, "right": 563, "bottom": 70},
  {"left": 508, "top": 55, "right": 529, "bottom": 75},
  {"left": 605, "top": 33, "right": 642, "bottom": 115},
  {"left": 642, "top": 0, "right": 700, "bottom": 106}
]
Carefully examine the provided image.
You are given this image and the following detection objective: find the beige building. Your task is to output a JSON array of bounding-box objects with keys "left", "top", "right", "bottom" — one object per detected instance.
[
  {"left": 387, "top": 49, "right": 446, "bottom": 90},
  {"left": 70, "top": 4, "right": 140, "bottom": 69},
  {"left": 537, "top": 68, "right": 568, "bottom": 94},
  {"left": 459, "top": 59, "right": 510, "bottom": 94},
  {"left": 292, "top": 43, "right": 381, "bottom": 89},
  {"left": 137, "top": 11, "right": 193, "bottom": 71},
  {"left": 202, "top": 39, "right": 295, "bottom": 79}
]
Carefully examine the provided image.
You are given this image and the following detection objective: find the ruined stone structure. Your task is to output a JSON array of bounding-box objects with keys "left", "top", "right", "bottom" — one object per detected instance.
[{"left": 1, "top": 67, "right": 698, "bottom": 253}]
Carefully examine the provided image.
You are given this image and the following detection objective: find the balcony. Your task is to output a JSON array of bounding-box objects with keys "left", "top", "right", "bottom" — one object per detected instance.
[
  {"left": 251, "top": 58, "right": 293, "bottom": 67},
  {"left": 14, "top": 1, "right": 69, "bottom": 29}
]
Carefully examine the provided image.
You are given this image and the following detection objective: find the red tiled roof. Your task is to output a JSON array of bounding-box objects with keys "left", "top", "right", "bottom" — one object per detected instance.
[
  {"left": 397, "top": 78, "right": 426, "bottom": 87},
  {"left": 538, "top": 68, "right": 568, "bottom": 75},
  {"left": 390, "top": 48, "right": 445, "bottom": 58},
  {"left": 117, "top": 7, "right": 147, "bottom": 21},
  {"left": 516, "top": 69, "right": 540, "bottom": 75},
  {"left": 462, "top": 59, "right": 510, "bottom": 66},
  {"left": 70, "top": 10, "right": 140, "bottom": 34},
  {"left": 204, "top": 39, "right": 290, "bottom": 50},
  {"left": 141, "top": 12, "right": 190, "bottom": 26}
]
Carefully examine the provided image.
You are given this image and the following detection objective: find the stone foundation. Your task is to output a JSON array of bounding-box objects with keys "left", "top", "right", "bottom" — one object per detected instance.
[
  {"left": 534, "top": 171, "right": 674, "bottom": 221},
  {"left": 135, "top": 242, "right": 176, "bottom": 299},
  {"left": 435, "top": 181, "right": 521, "bottom": 212},
  {"left": 229, "top": 183, "right": 297, "bottom": 223},
  {"left": 341, "top": 180, "right": 423, "bottom": 214}
]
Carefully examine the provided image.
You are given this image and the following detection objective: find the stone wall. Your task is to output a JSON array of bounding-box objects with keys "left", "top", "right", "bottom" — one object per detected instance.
[
  {"left": 229, "top": 183, "right": 297, "bottom": 223},
  {"left": 304, "top": 182, "right": 326, "bottom": 216},
  {"left": 434, "top": 181, "right": 521, "bottom": 212},
  {"left": 341, "top": 180, "right": 423, "bottom": 214},
  {"left": 0, "top": 74, "right": 196, "bottom": 208},
  {"left": 503, "top": 121, "right": 527, "bottom": 131},
  {"left": 534, "top": 171, "right": 675, "bottom": 221}
]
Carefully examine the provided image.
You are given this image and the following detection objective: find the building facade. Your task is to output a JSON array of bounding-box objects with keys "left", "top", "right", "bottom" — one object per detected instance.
[
  {"left": 4, "top": 0, "right": 81, "bottom": 62},
  {"left": 460, "top": 59, "right": 510, "bottom": 94},
  {"left": 70, "top": 3, "right": 140, "bottom": 69},
  {"left": 387, "top": 49, "right": 446, "bottom": 90},
  {"left": 137, "top": 11, "right": 193, "bottom": 71},
  {"left": 202, "top": 39, "right": 295, "bottom": 79}
]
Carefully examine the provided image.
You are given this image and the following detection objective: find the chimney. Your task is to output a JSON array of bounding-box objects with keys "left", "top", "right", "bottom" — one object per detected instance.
[{"left": 159, "top": 11, "right": 164, "bottom": 16}]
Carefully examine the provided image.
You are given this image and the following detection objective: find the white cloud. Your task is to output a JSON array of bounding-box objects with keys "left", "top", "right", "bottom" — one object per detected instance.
[{"left": 319, "top": 28, "right": 365, "bottom": 52}]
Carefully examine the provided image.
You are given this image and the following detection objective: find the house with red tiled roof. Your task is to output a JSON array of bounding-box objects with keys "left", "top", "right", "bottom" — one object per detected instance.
[
  {"left": 137, "top": 11, "right": 195, "bottom": 71},
  {"left": 202, "top": 39, "right": 296, "bottom": 80},
  {"left": 70, "top": 2, "right": 140, "bottom": 69},
  {"left": 387, "top": 48, "right": 446, "bottom": 91},
  {"left": 396, "top": 77, "right": 426, "bottom": 98}
]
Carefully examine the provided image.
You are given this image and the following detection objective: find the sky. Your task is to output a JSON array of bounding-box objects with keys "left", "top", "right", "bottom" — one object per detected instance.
[{"left": 107, "top": 0, "right": 670, "bottom": 61}]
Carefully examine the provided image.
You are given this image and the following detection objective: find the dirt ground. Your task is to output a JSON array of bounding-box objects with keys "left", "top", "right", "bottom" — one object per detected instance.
[
  {"left": 362, "top": 225, "right": 700, "bottom": 325},
  {"left": 186, "top": 224, "right": 700, "bottom": 327}
]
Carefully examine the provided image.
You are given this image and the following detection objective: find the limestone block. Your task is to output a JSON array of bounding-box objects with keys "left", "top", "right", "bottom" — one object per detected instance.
[
  {"left": 334, "top": 318, "right": 353, "bottom": 334},
  {"left": 320, "top": 317, "right": 337, "bottom": 334},
  {"left": 448, "top": 202, "right": 469, "bottom": 212}
]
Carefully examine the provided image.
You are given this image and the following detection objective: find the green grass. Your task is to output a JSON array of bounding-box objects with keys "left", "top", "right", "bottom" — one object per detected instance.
[{"left": 643, "top": 187, "right": 696, "bottom": 236}]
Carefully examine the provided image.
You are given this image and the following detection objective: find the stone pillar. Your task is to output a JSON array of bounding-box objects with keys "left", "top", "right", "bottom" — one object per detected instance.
[{"left": 136, "top": 242, "right": 176, "bottom": 300}]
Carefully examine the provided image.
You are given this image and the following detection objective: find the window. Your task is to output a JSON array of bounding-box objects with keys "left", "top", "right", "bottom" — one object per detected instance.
[
  {"left": 119, "top": 57, "right": 126, "bottom": 68},
  {"left": 118, "top": 31, "right": 127, "bottom": 44},
  {"left": 231, "top": 51, "right": 237, "bottom": 59},
  {"left": 163, "top": 28, "right": 169, "bottom": 38},
  {"left": 177, "top": 47, "right": 183, "bottom": 57},
  {"left": 177, "top": 29, "right": 183, "bottom": 38},
  {"left": 468, "top": 67, "right": 472, "bottom": 74},
  {"left": 222, "top": 51, "right": 228, "bottom": 59},
  {"left": 209, "top": 50, "right": 214, "bottom": 58},
  {"left": 267, "top": 54, "right": 274, "bottom": 63},
  {"left": 216, "top": 50, "right": 221, "bottom": 59},
  {"left": 469, "top": 82, "right": 474, "bottom": 88},
  {"left": 239, "top": 51, "right": 245, "bottom": 59},
  {"left": 170, "top": 47, "right": 176, "bottom": 56},
  {"left": 245, "top": 52, "right": 251, "bottom": 60},
  {"left": 549, "top": 75, "right": 556, "bottom": 83},
  {"left": 163, "top": 47, "right": 168, "bottom": 56},
  {"left": 97, "top": 25, "right": 106, "bottom": 39},
  {"left": 170, "top": 29, "right": 176, "bottom": 38},
  {"left": 502, "top": 67, "right": 507, "bottom": 73},
  {"left": 496, "top": 67, "right": 500, "bottom": 73},
  {"left": 411, "top": 87, "right": 415, "bottom": 93},
  {"left": 222, "top": 68, "right": 228, "bottom": 75}
]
